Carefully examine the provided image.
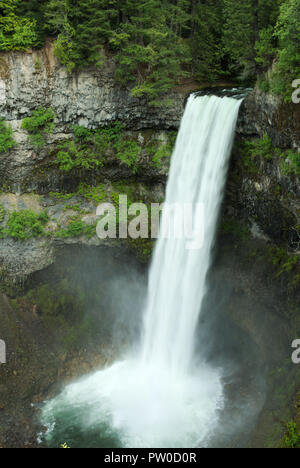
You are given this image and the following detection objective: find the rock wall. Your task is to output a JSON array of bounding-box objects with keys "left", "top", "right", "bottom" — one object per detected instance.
[
  {"left": 0, "top": 43, "right": 185, "bottom": 193},
  {"left": 0, "top": 44, "right": 299, "bottom": 288},
  {"left": 0, "top": 44, "right": 299, "bottom": 194},
  {"left": 0, "top": 42, "right": 185, "bottom": 128},
  {"left": 237, "top": 88, "right": 300, "bottom": 150},
  {"left": 225, "top": 142, "right": 300, "bottom": 252}
]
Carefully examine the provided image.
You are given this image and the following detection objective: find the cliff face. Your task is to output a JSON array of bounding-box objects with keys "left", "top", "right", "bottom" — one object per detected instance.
[
  {"left": 0, "top": 43, "right": 185, "bottom": 128},
  {"left": 0, "top": 45, "right": 299, "bottom": 192},
  {"left": 237, "top": 88, "right": 300, "bottom": 149},
  {"left": 0, "top": 44, "right": 185, "bottom": 193},
  {"left": 0, "top": 45, "right": 299, "bottom": 287}
]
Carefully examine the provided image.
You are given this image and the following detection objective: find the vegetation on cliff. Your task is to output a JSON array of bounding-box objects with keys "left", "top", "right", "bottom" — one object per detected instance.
[
  {"left": 0, "top": 119, "right": 15, "bottom": 153},
  {"left": 0, "top": 0, "right": 299, "bottom": 102},
  {"left": 22, "top": 107, "right": 56, "bottom": 149},
  {"left": 2, "top": 209, "right": 49, "bottom": 239},
  {"left": 54, "top": 123, "right": 175, "bottom": 175}
]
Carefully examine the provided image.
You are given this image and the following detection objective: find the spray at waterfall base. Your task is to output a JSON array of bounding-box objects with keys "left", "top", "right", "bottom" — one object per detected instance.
[{"left": 96, "top": 199, "right": 205, "bottom": 250}]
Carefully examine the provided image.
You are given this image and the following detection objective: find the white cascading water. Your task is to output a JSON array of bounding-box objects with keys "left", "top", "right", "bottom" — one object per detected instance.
[{"left": 41, "top": 94, "right": 243, "bottom": 448}]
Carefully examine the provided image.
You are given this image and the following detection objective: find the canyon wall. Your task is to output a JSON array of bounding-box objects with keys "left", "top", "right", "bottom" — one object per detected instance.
[{"left": 0, "top": 44, "right": 299, "bottom": 288}]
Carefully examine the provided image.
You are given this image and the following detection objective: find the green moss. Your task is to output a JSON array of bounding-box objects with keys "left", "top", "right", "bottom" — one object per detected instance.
[
  {"left": 0, "top": 203, "right": 5, "bottom": 223},
  {"left": 221, "top": 218, "right": 251, "bottom": 242},
  {"left": 77, "top": 183, "right": 110, "bottom": 205},
  {"left": 263, "top": 246, "right": 300, "bottom": 283},
  {"left": 55, "top": 125, "right": 176, "bottom": 176},
  {"left": 35, "top": 58, "right": 42, "bottom": 70},
  {"left": 240, "top": 137, "right": 300, "bottom": 178},
  {"left": 277, "top": 388, "right": 300, "bottom": 448},
  {"left": 49, "top": 192, "right": 75, "bottom": 201},
  {"left": 281, "top": 150, "right": 300, "bottom": 176},
  {"left": 55, "top": 139, "right": 104, "bottom": 172},
  {"left": 115, "top": 139, "right": 141, "bottom": 174},
  {"left": 128, "top": 237, "right": 155, "bottom": 263},
  {"left": 55, "top": 220, "right": 96, "bottom": 239},
  {"left": 77, "top": 180, "right": 142, "bottom": 208},
  {"left": 146, "top": 131, "right": 177, "bottom": 170}
]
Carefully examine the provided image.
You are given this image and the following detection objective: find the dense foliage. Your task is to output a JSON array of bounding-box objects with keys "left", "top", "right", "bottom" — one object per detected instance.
[
  {"left": 4, "top": 209, "right": 49, "bottom": 239},
  {"left": 0, "top": 0, "right": 299, "bottom": 101},
  {"left": 0, "top": 119, "right": 15, "bottom": 153},
  {"left": 22, "top": 107, "right": 56, "bottom": 148},
  {"left": 55, "top": 123, "right": 141, "bottom": 173},
  {"left": 55, "top": 123, "right": 174, "bottom": 174}
]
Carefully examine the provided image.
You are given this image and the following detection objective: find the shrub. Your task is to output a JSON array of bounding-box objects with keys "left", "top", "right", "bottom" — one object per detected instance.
[
  {"left": 5, "top": 210, "right": 49, "bottom": 240},
  {"left": 55, "top": 140, "right": 103, "bottom": 172},
  {"left": 0, "top": 119, "right": 16, "bottom": 153},
  {"left": 281, "top": 150, "right": 300, "bottom": 176},
  {"left": 0, "top": 203, "right": 5, "bottom": 223},
  {"left": 0, "top": 1, "right": 40, "bottom": 52},
  {"left": 55, "top": 123, "right": 142, "bottom": 175},
  {"left": 282, "top": 422, "right": 300, "bottom": 448},
  {"left": 22, "top": 108, "right": 56, "bottom": 149},
  {"left": 115, "top": 139, "right": 141, "bottom": 174},
  {"left": 150, "top": 132, "right": 177, "bottom": 170},
  {"left": 244, "top": 135, "right": 274, "bottom": 160},
  {"left": 55, "top": 220, "right": 96, "bottom": 239}
]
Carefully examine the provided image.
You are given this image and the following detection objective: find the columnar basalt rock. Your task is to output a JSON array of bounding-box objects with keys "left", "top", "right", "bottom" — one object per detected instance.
[{"left": 0, "top": 43, "right": 185, "bottom": 129}]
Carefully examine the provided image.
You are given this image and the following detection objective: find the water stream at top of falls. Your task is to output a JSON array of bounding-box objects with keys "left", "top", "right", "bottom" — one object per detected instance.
[{"left": 40, "top": 94, "right": 243, "bottom": 448}]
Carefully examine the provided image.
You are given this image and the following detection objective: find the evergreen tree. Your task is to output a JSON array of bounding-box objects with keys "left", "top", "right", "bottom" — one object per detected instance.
[
  {"left": 223, "top": 0, "right": 281, "bottom": 80},
  {"left": 112, "top": 0, "right": 191, "bottom": 103},
  {"left": 223, "top": 0, "right": 258, "bottom": 79},
  {"left": 270, "top": 0, "right": 300, "bottom": 100},
  {"left": 0, "top": 0, "right": 295, "bottom": 101},
  {"left": 0, "top": 0, "right": 39, "bottom": 51},
  {"left": 69, "top": 0, "right": 115, "bottom": 67},
  {"left": 190, "top": 0, "right": 223, "bottom": 82}
]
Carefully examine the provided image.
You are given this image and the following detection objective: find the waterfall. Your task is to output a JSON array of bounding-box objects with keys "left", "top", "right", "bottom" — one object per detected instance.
[
  {"left": 41, "top": 94, "right": 243, "bottom": 448},
  {"left": 141, "top": 94, "right": 242, "bottom": 375}
]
